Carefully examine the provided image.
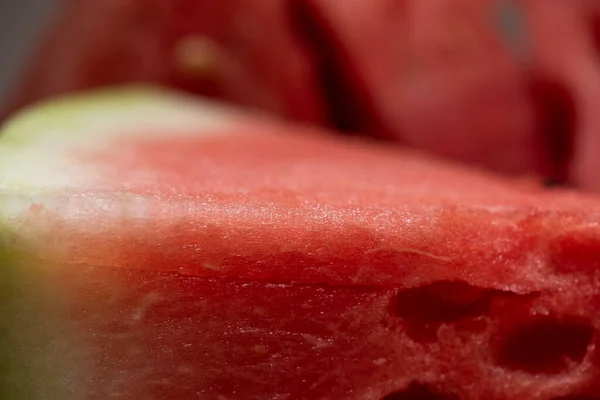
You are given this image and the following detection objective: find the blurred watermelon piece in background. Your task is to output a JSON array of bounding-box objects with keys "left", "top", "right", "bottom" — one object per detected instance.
[
  {"left": 5, "top": 0, "right": 539, "bottom": 175},
  {"left": 6, "top": 0, "right": 600, "bottom": 191},
  {"left": 2, "top": 0, "right": 329, "bottom": 125}
]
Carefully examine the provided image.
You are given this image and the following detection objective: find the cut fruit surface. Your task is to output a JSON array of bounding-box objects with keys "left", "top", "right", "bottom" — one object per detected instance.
[{"left": 1, "top": 86, "right": 600, "bottom": 399}]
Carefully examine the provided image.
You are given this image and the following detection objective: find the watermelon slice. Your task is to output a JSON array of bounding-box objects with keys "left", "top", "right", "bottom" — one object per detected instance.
[{"left": 2, "top": 86, "right": 600, "bottom": 399}]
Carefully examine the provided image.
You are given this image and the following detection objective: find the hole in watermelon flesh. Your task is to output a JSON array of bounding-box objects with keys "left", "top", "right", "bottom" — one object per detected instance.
[
  {"left": 380, "top": 382, "right": 459, "bottom": 400},
  {"left": 390, "top": 281, "right": 516, "bottom": 343},
  {"left": 496, "top": 316, "right": 594, "bottom": 374}
]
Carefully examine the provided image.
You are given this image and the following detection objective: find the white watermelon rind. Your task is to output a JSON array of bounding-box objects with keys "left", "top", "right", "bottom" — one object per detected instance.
[{"left": 0, "top": 85, "right": 242, "bottom": 193}]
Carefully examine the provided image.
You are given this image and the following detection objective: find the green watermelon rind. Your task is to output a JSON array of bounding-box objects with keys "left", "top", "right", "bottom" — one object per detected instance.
[{"left": 0, "top": 230, "right": 81, "bottom": 400}]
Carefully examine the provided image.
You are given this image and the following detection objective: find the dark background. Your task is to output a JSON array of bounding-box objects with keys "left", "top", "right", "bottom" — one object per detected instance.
[{"left": 0, "top": 0, "right": 56, "bottom": 104}]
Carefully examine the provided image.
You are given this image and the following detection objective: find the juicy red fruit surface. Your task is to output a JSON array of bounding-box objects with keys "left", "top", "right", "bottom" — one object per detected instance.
[
  {"left": 14, "top": 127, "right": 600, "bottom": 399},
  {"left": 34, "top": 262, "right": 598, "bottom": 400}
]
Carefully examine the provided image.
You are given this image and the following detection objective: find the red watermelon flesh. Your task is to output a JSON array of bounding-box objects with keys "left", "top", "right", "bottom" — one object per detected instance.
[
  {"left": 3, "top": 0, "right": 327, "bottom": 124},
  {"left": 2, "top": 87, "right": 600, "bottom": 399}
]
